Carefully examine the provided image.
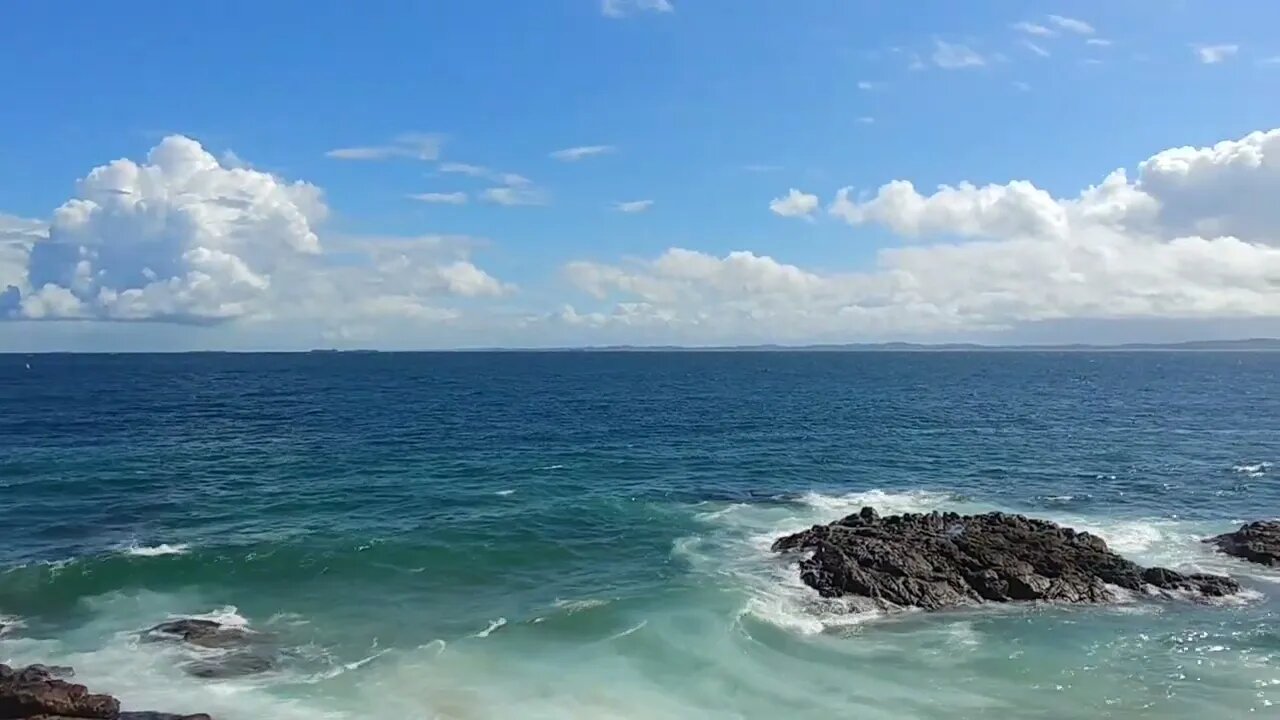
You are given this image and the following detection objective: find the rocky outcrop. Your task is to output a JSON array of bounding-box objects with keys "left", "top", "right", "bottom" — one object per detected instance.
[
  {"left": 1205, "top": 520, "right": 1280, "bottom": 566},
  {"left": 142, "top": 619, "right": 275, "bottom": 678},
  {"left": 0, "top": 664, "right": 211, "bottom": 720},
  {"left": 773, "top": 507, "right": 1240, "bottom": 611}
]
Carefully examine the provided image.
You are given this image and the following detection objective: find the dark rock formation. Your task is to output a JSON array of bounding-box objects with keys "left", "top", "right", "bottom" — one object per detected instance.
[
  {"left": 1205, "top": 520, "right": 1280, "bottom": 566},
  {"left": 142, "top": 620, "right": 252, "bottom": 649},
  {"left": 0, "top": 663, "right": 212, "bottom": 720},
  {"left": 142, "top": 619, "right": 275, "bottom": 678},
  {"left": 0, "top": 664, "right": 119, "bottom": 719},
  {"left": 773, "top": 507, "right": 1240, "bottom": 610}
]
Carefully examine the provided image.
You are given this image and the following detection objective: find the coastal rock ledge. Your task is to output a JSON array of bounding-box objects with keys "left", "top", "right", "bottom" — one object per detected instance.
[
  {"left": 1205, "top": 520, "right": 1280, "bottom": 566},
  {"left": 0, "top": 663, "right": 210, "bottom": 720},
  {"left": 772, "top": 507, "right": 1240, "bottom": 610}
]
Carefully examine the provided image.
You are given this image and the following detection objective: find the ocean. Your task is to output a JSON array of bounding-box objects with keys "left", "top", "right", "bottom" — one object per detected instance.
[{"left": 0, "top": 351, "right": 1277, "bottom": 719}]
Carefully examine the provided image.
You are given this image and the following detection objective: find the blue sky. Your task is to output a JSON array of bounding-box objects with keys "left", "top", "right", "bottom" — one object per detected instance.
[{"left": 3, "top": 1, "right": 1280, "bottom": 350}]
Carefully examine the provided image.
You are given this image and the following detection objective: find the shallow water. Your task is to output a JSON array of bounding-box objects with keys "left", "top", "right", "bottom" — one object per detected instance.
[{"left": 1, "top": 352, "right": 1277, "bottom": 718}]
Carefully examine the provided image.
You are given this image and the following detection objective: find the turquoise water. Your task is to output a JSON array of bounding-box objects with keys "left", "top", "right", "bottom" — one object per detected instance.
[{"left": 1, "top": 352, "right": 1277, "bottom": 718}]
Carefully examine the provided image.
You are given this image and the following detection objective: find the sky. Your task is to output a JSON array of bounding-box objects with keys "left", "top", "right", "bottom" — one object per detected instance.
[{"left": 2, "top": 0, "right": 1280, "bottom": 350}]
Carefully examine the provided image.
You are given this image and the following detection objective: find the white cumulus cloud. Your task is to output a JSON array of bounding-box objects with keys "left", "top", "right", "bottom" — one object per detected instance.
[
  {"left": 562, "top": 126, "right": 1280, "bottom": 342},
  {"left": 769, "top": 189, "right": 820, "bottom": 219},
  {"left": 4, "top": 137, "right": 510, "bottom": 326}
]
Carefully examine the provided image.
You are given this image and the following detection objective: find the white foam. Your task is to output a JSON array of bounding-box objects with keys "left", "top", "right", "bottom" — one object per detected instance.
[
  {"left": 473, "top": 618, "right": 507, "bottom": 638},
  {"left": 604, "top": 620, "right": 647, "bottom": 641},
  {"left": 125, "top": 543, "right": 191, "bottom": 557},
  {"left": 552, "top": 598, "right": 612, "bottom": 613},
  {"left": 494, "top": 489, "right": 517, "bottom": 496},
  {"left": 182, "top": 605, "right": 252, "bottom": 629},
  {"left": 796, "top": 488, "right": 963, "bottom": 517},
  {"left": 0, "top": 614, "right": 25, "bottom": 636},
  {"left": 1233, "top": 462, "right": 1271, "bottom": 477},
  {"left": 535, "top": 464, "right": 566, "bottom": 471}
]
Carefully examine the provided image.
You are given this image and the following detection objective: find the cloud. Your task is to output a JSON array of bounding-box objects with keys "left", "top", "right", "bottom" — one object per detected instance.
[
  {"left": 769, "top": 189, "right": 820, "bottom": 219},
  {"left": 4, "top": 136, "right": 509, "bottom": 325},
  {"left": 857, "top": 80, "right": 880, "bottom": 90},
  {"left": 408, "top": 192, "right": 468, "bottom": 205},
  {"left": 1048, "top": 15, "right": 1095, "bottom": 35},
  {"left": 1194, "top": 44, "right": 1239, "bottom": 64},
  {"left": 549, "top": 145, "right": 616, "bottom": 162},
  {"left": 601, "top": 0, "right": 673, "bottom": 18},
  {"left": 932, "top": 41, "right": 986, "bottom": 69},
  {"left": 326, "top": 133, "right": 443, "bottom": 161},
  {"left": 1086, "top": 38, "right": 1113, "bottom": 47},
  {"left": 857, "top": 116, "right": 875, "bottom": 125},
  {"left": 1012, "top": 21, "right": 1055, "bottom": 37},
  {"left": 1012, "top": 81, "right": 1032, "bottom": 92},
  {"left": 614, "top": 200, "right": 655, "bottom": 213},
  {"left": 563, "top": 126, "right": 1280, "bottom": 340},
  {"left": 438, "top": 162, "right": 490, "bottom": 177},
  {"left": 830, "top": 180, "right": 1070, "bottom": 240},
  {"left": 1021, "top": 40, "right": 1050, "bottom": 58},
  {"left": 482, "top": 186, "right": 549, "bottom": 206}
]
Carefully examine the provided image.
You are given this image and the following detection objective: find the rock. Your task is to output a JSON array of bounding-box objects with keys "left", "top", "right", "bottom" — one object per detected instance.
[
  {"left": 0, "top": 664, "right": 120, "bottom": 719},
  {"left": 1, "top": 663, "right": 214, "bottom": 720},
  {"left": 143, "top": 620, "right": 252, "bottom": 649},
  {"left": 1205, "top": 520, "right": 1280, "bottom": 566},
  {"left": 772, "top": 508, "right": 1241, "bottom": 611},
  {"left": 142, "top": 619, "right": 275, "bottom": 679},
  {"left": 182, "top": 653, "right": 275, "bottom": 679}
]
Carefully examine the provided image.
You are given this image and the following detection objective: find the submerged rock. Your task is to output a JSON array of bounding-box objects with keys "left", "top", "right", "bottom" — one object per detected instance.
[
  {"left": 142, "top": 619, "right": 276, "bottom": 678},
  {"left": 772, "top": 507, "right": 1240, "bottom": 611},
  {"left": 1205, "top": 520, "right": 1280, "bottom": 566},
  {"left": 143, "top": 619, "right": 253, "bottom": 648},
  {"left": 0, "top": 663, "right": 213, "bottom": 719}
]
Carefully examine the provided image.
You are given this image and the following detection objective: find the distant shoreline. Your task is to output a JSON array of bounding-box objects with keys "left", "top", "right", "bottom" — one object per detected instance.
[{"left": 6, "top": 339, "right": 1280, "bottom": 354}]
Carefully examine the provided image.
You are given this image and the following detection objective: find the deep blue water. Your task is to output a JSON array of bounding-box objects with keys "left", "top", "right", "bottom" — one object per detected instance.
[{"left": 1, "top": 352, "right": 1277, "bottom": 719}]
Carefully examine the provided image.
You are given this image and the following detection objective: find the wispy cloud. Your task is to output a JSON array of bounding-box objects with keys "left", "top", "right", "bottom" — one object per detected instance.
[
  {"left": 326, "top": 133, "right": 443, "bottom": 161},
  {"left": 857, "top": 80, "right": 882, "bottom": 90},
  {"left": 614, "top": 200, "right": 654, "bottom": 213},
  {"left": 438, "top": 162, "right": 490, "bottom": 177},
  {"left": 1021, "top": 40, "right": 1050, "bottom": 58},
  {"left": 857, "top": 116, "right": 875, "bottom": 125},
  {"left": 1012, "top": 81, "right": 1032, "bottom": 92},
  {"left": 408, "top": 192, "right": 468, "bottom": 205},
  {"left": 1194, "top": 43, "right": 1239, "bottom": 64},
  {"left": 1086, "top": 38, "right": 1113, "bottom": 47},
  {"left": 1048, "top": 15, "right": 1095, "bottom": 35},
  {"left": 932, "top": 41, "right": 986, "bottom": 69},
  {"left": 601, "top": 0, "right": 672, "bottom": 19},
  {"left": 482, "top": 186, "right": 549, "bottom": 206},
  {"left": 1012, "top": 21, "right": 1055, "bottom": 37},
  {"left": 1260, "top": 56, "right": 1280, "bottom": 66},
  {"left": 550, "top": 145, "right": 616, "bottom": 162}
]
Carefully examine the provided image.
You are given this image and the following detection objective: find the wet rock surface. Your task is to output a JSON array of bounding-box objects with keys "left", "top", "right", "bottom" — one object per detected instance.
[
  {"left": 773, "top": 507, "right": 1241, "bottom": 610},
  {"left": 1, "top": 662, "right": 213, "bottom": 719},
  {"left": 1205, "top": 520, "right": 1280, "bottom": 566}
]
